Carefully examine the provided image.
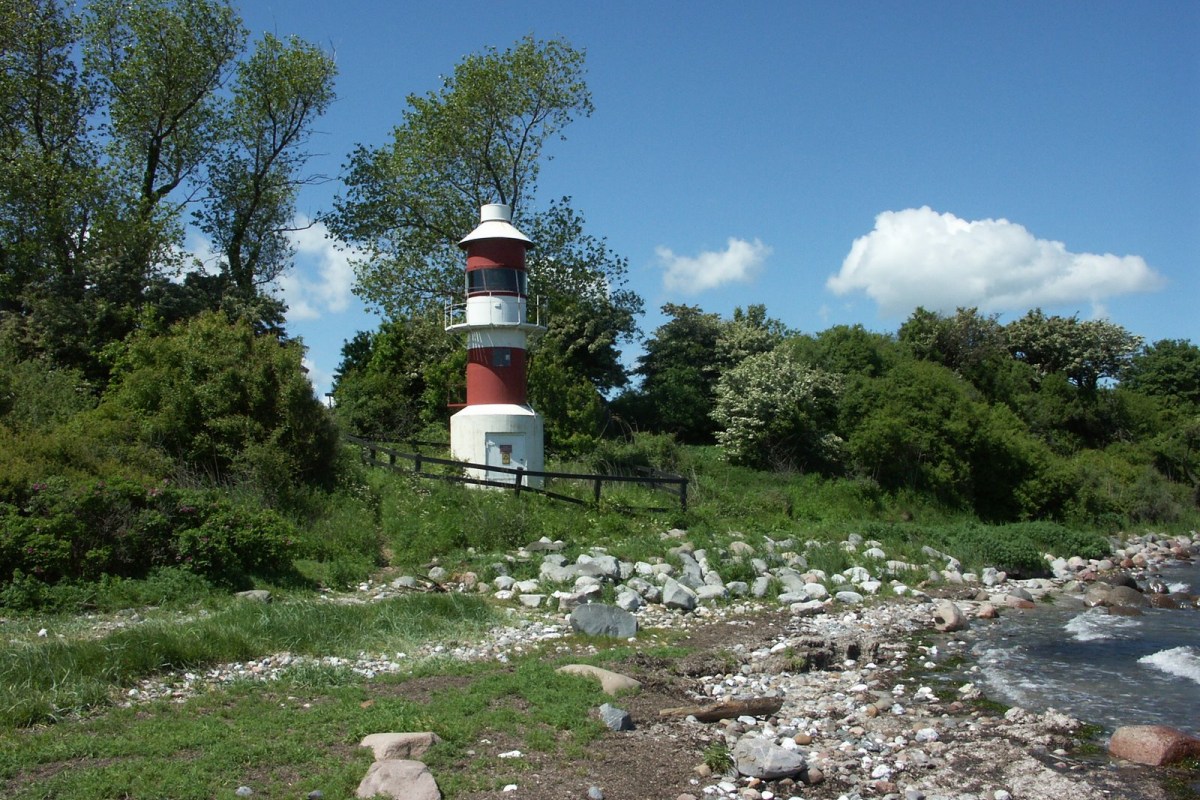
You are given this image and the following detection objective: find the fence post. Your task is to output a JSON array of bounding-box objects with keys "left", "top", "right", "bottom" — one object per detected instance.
[
  {"left": 414, "top": 453, "right": 423, "bottom": 475},
  {"left": 593, "top": 477, "right": 602, "bottom": 505},
  {"left": 680, "top": 478, "right": 688, "bottom": 512},
  {"left": 514, "top": 467, "right": 524, "bottom": 496}
]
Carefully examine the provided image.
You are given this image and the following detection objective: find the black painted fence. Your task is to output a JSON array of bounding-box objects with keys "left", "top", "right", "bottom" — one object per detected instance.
[{"left": 345, "top": 435, "right": 688, "bottom": 512}]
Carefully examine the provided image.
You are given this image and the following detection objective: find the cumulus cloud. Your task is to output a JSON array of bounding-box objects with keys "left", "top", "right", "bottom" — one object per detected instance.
[
  {"left": 277, "top": 217, "right": 357, "bottom": 321},
  {"left": 657, "top": 237, "right": 772, "bottom": 293},
  {"left": 826, "top": 207, "right": 1165, "bottom": 317}
]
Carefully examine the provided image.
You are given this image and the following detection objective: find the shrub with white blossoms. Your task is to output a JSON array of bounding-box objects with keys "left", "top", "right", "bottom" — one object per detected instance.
[{"left": 712, "top": 347, "right": 844, "bottom": 471}]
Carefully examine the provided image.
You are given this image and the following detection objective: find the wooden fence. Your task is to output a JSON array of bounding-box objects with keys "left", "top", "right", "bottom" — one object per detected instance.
[{"left": 344, "top": 435, "right": 688, "bottom": 511}]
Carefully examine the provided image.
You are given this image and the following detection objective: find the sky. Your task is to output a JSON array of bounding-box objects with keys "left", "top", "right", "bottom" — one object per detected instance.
[{"left": 216, "top": 1, "right": 1199, "bottom": 398}]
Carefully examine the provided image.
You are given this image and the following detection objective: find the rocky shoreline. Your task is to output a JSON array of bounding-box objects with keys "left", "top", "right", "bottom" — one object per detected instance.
[{"left": 112, "top": 529, "right": 1199, "bottom": 799}]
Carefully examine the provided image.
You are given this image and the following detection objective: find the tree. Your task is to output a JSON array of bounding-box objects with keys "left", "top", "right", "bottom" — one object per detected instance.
[
  {"left": 83, "top": 0, "right": 246, "bottom": 303},
  {"left": 1122, "top": 339, "right": 1200, "bottom": 407},
  {"left": 1004, "top": 309, "right": 1142, "bottom": 392},
  {"left": 330, "top": 36, "right": 593, "bottom": 316},
  {"left": 101, "top": 311, "right": 338, "bottom": 497},
  {"left": 328, "top": 37, "right": 640, "bottom": 395},
  {"left": 619, "top": 304, "right": 726, "bottom": 443},
  {"left": 716, "top": 304, "right": 789, "bottom": 370},
  {"left": 712, "top": 347, "right": 842, "bottom": 472},
  {"left": 330, "top": 315, "right": 459, "bottom": 441},
  {"left": 196, "top": 33, "right": 336, "bottom": 300},
  {"left": 0, "top": 0, "right": 107, "bottom": 368}
]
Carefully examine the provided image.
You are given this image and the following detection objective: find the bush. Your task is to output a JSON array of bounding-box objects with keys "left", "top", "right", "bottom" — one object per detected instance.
[
  {"left": 0, "top": 476, "right": 300, "bottom": 597},
  {"left": 587, "top": 432, "right": 682, "bottom": 474}
]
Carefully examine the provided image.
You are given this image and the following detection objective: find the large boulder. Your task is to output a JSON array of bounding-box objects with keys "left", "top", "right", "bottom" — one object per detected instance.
[
  {"left": 662, "top": 578, "right": 698, "bottom": 611},
  {"left": 359, "top": 732, "right": 442, "bottom": 761},
  {"left": 556, "top": 664, "right": 642, "bottom": 695},
  {"left": 933, "top": 600, "right": 969, "bottom": 632},
  {"left": 356, "top": 760, "right": 440, "bottom": 800},
  {"left": 732, "top": 737, "right": 807, "bottom": 780},
  {"left": 569, "top": 603, "right": 637, "bottom": 638},
  {"left": 1109, "top": 725, "right": 1200, "bottom": 766}
]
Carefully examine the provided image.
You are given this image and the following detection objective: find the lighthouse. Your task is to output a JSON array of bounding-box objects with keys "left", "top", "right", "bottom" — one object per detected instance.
[{"left": 446, "top": 204, "right": 545, "bottom": 487}]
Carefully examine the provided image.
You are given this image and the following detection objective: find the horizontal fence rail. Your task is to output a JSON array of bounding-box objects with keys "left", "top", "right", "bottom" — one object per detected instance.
[{"left": 344, "top": 435, "right": 688, "bottom": 511}]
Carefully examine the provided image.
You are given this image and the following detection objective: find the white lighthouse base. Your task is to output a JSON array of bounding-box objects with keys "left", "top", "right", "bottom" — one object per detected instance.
[{"left": 450, "top": 404, "right": 545, "bottom": 489}]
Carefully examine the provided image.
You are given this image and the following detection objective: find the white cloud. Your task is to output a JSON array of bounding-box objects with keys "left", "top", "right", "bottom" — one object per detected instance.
[
  {"left": 657, "top": 237, "right": 772, "bottom": 293},
  {"left": 277, "top": 217, "right": 357, "bottom": 321},
  {"left": 826, "top": 207, "right": 1165, "bottom": 318},
  {"left": 302, "top": 357, "right": 334, "bottom": 400}
]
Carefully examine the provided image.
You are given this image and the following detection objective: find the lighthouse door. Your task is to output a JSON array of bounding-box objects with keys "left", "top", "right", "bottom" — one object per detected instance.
[{"left": 485, "top": 433, "right": 526, "bottom": 484}]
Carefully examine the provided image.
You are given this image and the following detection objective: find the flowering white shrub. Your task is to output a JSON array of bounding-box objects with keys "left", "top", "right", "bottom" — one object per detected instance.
[{"left": 712, "top": 347, "right": 843, "bottom": 471}]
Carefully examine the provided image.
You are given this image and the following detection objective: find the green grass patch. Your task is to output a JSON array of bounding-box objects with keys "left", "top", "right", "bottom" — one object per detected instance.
[{"left": 0, "top": 593, "right": 495, "bottom": 727}]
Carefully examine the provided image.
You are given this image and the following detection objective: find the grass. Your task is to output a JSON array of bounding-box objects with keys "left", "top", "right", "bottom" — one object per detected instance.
[
  {"left": 0, "top": 593, "right": 495, "bottom": 727},
  {"left": 0, "top": 642, "right": 636, "bottom": 799}
]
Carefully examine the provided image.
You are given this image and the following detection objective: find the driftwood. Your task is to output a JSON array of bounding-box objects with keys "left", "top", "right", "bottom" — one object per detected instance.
[{"left": 658, "top": 696, "right": 784, "bottom": 723}]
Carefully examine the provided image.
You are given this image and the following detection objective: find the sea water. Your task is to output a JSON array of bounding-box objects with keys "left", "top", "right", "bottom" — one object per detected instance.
[{"left": 962, "top": 560, "right": 1200, "bottom": 737}]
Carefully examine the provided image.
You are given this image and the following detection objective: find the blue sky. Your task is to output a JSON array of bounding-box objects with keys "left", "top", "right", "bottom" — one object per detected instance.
[{"left": 220, "top": 1, "right": 1199, "bottom": 397}]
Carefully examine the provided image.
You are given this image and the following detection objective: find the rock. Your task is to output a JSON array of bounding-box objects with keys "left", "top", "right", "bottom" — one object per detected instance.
[
  {"left": 556, "top": 664, "right": 642, "bottom": 695},
  {"left": 976, "top": 602, "right": 999, "bottom": 619},
  {"left": 1006, "top": 586, "right": 1034, "bottom": 601},
  {"left": 517, "top": 594, "right": 544, "bottom": 608},
  {"left": 614, "top": 588, "right": 643, "bottom": 612},
  {"left": 587, "top": 787, "right": 604, "bottom": 800},
  {"left": 1107, "top": 585, "right": 1149, "bottom": 608},
  {"left": 802, "top": 583, "right": 829, "bottom": 600},
  {"left": 732, "top": 737, "right": 807, "bottom": 780},
  {"left": 1004, "top": 595, "right": 1036, "bottom": 609},
  {"left": 729, "top": 541, "right": 755, "bottom": 557},
  {"left": 933, "top": 599, "right": 969, "bottom": 632},
  {"left": 751, "top": 576, "right": 772, "bottom": 598},
  {"left": 235, "top": 788, "right": 254, "bottom": 797},
  {"left": 1108, "top": 725, "right": 1200, "bottom": 766},
  {"left": 360, "top": 732, "right": 443, "bottom": 761},
  {"left": 356, "top": 759, "right": 440, "bottom": 800},
  {"left": 427, "top": 566, "right": 447, "bottom": 582},
  {"left": 835, "top": 591, "right": 864, "bottom": 605},
  {"left": 662, "top": 578, "right": 698, "bottom": 611},
  {"left": 598, "top": 703, "right": 634, "bottom": 731},
  {"left": 234, "top": 590, "right": 271, "bottom": 603},
  {"left": 569, "top": 604, "right": 637, "bottom": 638},
  {"left": 696, "top": 584, "right": 727, "bottom": 602}
]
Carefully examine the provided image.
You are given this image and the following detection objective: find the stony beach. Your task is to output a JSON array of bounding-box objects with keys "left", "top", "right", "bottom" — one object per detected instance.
[{"left": 109, "top": 529, "right": 1199, "bottom": 800}]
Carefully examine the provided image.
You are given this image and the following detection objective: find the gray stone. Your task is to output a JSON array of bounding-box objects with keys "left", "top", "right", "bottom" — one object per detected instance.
[
  {"left": 234, "top": 590, "right": 271, "bottom": 603},
  {"left": 598, "top": 703, "right": 634, "bottom": 731},
  {"left": 540, "top": 560, "right": 577, "bottom": 583},
  {"left": 732, "top": 736, "right": 806, "bottom": 780},
  {"left": 1007, "top": 586, "right": 1034, "bottom": 601},
  {"left": 776, "top": 569, "right": 808, "bottom": 594},
  {"left": 356, "top": 759, "right": 440, "bottom": 800},
  {"left": 525, "top": 537, "right": 565, "bottom": 552},
  {"left": 751, "top": 576, "right": 772, "bottom": 598},
  {"left": 750, "top": 558, "right": 769, "bottom": 575},
  {"left": 696, "top": 584, "right": 727, "bottom": 602},
  {"left": 235, "top": 788, "right": 253, "bottom": 797},
  {"left": 517, "top": 594, "right": 544, "bottom": 608},
  {"left": 835, "top": 590, "right": 864, "bottom": 605},
  {"left": 662, "top": 578, "right": 698, "bottom": 611},
  {"left": 556, "top": 586, "right": 602, "bottom": 611},
  {"left": 614, "top": 588, "right": 643, "bottom": 612},
  {"left": 726, "top": 581, "right": 749, "bottom": 596},
  {"left": 569, "top": 603, "right": 637, "bottom": 638},
  {"left": 802, "top": 583, "right": 829, "bottom": 600},
  {"left": 427, "top": 566, "right": 447, "bottom": 582},
  {"left": 492, "top": 575, "right": 516, "bottom": 590},
  {"left": 587, "top": 787, "right": 604, "bottom": 800},
  {"left": 729, "top": 541, "right": 755, "bottom": 557}
]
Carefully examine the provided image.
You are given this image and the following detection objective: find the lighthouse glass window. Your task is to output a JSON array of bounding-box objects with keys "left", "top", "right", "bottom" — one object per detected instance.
[
  {"left": 467, "top": 268, "right": 526, "bottom": 296},
  {"left": 491, "top": 348, "right": 512, "bottom": 367}
]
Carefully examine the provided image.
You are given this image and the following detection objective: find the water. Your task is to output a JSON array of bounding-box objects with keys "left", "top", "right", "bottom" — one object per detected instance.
[{"left": 961, "top": 560, "right": 1200, "bottom": 737}]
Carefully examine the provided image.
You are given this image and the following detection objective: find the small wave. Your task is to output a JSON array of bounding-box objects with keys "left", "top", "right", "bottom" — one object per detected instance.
[
  {"left": 1167, "top": 581, "right": 1190, "bottom": 594},
  {"left": 1139, "top": 646, "right": 1200, "bottom": 685},
  {"left": 1063, "top": 609, "right": 1141, "bottom": 642}
]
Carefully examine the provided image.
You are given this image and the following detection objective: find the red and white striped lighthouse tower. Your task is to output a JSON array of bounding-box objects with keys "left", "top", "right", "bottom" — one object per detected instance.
[{"left": 447, "top": 203, "right": 545, "bottom": 486}]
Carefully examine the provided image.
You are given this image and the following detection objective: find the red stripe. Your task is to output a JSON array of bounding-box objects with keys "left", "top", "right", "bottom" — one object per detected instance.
[{"left": 466, "top": 347, "right": 527, "bottom": 405}]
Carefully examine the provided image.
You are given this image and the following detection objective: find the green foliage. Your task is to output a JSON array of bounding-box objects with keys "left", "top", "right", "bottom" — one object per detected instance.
[
  {"left": 586, "top": 432, "right": 682, "bottom": 475},
  {"left": 101, "top": 311, "right": 339, "bottom": 495},
  {"left": 1123, "top": 338, "right": 1200, "bottom": 407},
  {"left": 713, "top": 347, "right": 843, "bottom": 472},
  {"left": 1005, "top": 309, "right": 1142, "bottom": 392},
  {"left": 0, "top": 476, "right": 300, "bottom": 597},
  {"left": 847, "top": 360, "right": 983, "bottom": 506},
  {"left": 527, "top": 349, "right": 606, "bottom": 457},
  {"left": 930, "top": 521, "right": 1109, "bottom": 577},
  {"left": 332, "top": 315, "right": 459, "bottom": 441},
  {"left": 618, "top": 303, "right": 727, "bottom": 443}
]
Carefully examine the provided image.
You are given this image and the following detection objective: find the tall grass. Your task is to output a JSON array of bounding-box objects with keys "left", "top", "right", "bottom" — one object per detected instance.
[{"left": 0, "top": 593, "right": 494, "bottom": 727}]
